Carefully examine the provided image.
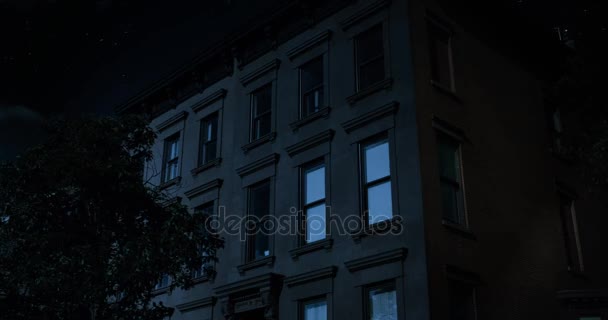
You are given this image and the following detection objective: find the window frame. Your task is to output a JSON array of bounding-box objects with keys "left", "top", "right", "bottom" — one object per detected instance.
[
  {"left": 245, "top": 179, "right": 273, "bottom": 262},
  {"left": 436, "top": 132, "right": 468, "bottom": 227},
  {"left": 162, "top": 133, "right": 181, "bottom": 183},
  {"left": 249, "top": 83, "right": 273, "bottom": 142},
  {"left": 298, "top": 56, "right": 326, "bottom": 119},
  {"left": 354, "top": 23, "right": 388, "bottom": 92},
  {"left": 363, "top": 280, "right": 398, "bottom": 320},
  {"left": 558, "top": 191, "right": 585, "bottom": 273},
  {"left": 191, "top": 201, "right": 216, "bottom": 279},
  {"left": 427, "top": 17, "right": 456, "bottom": 92},
  {"left": 359, "top": 135, "right": 395, "bottom": 228},
  {"left": 299, "top": 159, "right": 329, "bottom": 245},
  {"left": 198, "top": 112, "right": 219, "bottom": 167},
  {"left": 300, "top": 296, "right": 328, "bottom": 320}
]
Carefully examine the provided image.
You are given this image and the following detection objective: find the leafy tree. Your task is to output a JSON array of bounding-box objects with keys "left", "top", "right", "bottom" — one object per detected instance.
[{"left": 0, "top": 115, "right": 223, "bottom": 319}]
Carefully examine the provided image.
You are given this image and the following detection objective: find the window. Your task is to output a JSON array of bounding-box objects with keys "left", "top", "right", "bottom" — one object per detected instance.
[
  {"left": 355, "top": 24, "right": 385, "bottom": 91},
  {"left": 300, "top": 57, "right": 324, "bottom": 118},
  {"left": 448, "top": 280, "right": 477, "bottom": 320},
  {"left": 246, "top": 180, "right": 271, "bottom": 261},
  {"left": 162, "top": 134, "right": 180, "bottom": 182},
  {"left": 579, "top": 317, "right": 602, "bottom": 320},
  {"left": 302, "top": 298, "right": 327, "bottom": 320},
  {"left": 250, "top": 84, "right": 272, "bottom": 141},
  {"left": 365, "top": 282, "right": 397, "bottom": 320},
  {"left": 558, "top": 193, "right": 584, "bottom": 273},
  {"left": 361, "top": 137, "right": 393, "bottom": 225},
  {"left": 192, "top": 202, "right": 215, "bottom": 279},
  {"left": 301, "top": 162, "right": 327, "bottom": 244},
  {"left": 199, "top": 113, "right": 219, "bottom": 166},
  {"left": 437, "top": 134, "right": 466, "bottom": 225},
  {"left": 154, "top": 274, "right": 170, "bottom": 290},
  {"left": 428, "top": 22, "right": 454, "bottom": 90}
]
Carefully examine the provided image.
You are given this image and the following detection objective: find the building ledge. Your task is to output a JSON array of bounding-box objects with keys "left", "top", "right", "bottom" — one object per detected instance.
[
  {"left": 191, "top": 158, "right": 222, "bottom": 176},
  {"left": 289, "top": 106, "right": 331, "bottom": 131},
  {"left": 442, "top": 219, "right": 476, "bottom": 240},
  {"left": 284, "top": 266, "right": 337, "bottom": 287},
  {"left": 344, "top": 247, "right": 408, "bottom": 272},
  {"left": 159, "top": 176, "right": 182, "bottom": 190},
  {"left": 237, "top": 255, "right": 275, "bottom": 275},
  {"left": 289, "top": 238, "right": 333, "bottom": 260},
  {"left": 241, "top": 132, "right": 277, "bottom": 153},
  {"left": 430, "top": 80, "right": 462, "bottom": 104},
  {"left": 346, "top": 78, "right": 393, "bottom": 105},
  {"left": 352, "top": 216, "right": 403, "bottom": 242}
]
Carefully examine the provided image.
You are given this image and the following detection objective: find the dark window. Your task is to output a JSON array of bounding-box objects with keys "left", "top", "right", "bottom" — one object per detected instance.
[
  {"left": 300, "top": 57, "right": 324, "bottom": 118},
  {"left": 301, "top": 298, "right": 327, "bottom": 320},
  {"left": 192, "top": 202, "right": 215, "bottom": 278},
  {"left": 247, "top": 180, "right": 271, "bottom": 261},
  {"left": 301, "top": 162, "right": 327, "bottom": 244},
  {"left": 559, "top": 193, "right": 584, "bottom": 272},
  {"left": 438, "top": 134, "right": 466, "bottom": 225},
  {"left": 428, "top": 22, "right": 454, "bottom": 90},
  {"left": 154, "top": 274, "right": 170, "bottom": 290},
  {"left": 250, "top": 84, "right": 272, "bottom": 141},
  {"left": 361, "top": 137, "right": 393, "bottom": 225},
  {"left": 199, "top": 113, "right": 219, "bottom": 166},
  {"left": 355, "top": 24, "right": 385, "bottom": 91},
  {"left": 448, "top": 280, "right": 477, "bottom": 320},
  {"left": 162, "top": 134, "right": 180, "bottom": 182},
  {"left": 365, "top": 282, "right": 397, "bottom": 320}
]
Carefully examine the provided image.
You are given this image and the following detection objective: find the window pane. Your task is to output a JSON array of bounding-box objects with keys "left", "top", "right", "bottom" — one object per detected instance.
[
  {"left": 253, "top": 85, "right": 272, "bottom": 115},
  {"left": 306, "top": 204, "right": 326, "bottom": 243},
  {"left": 448, "top": 281, "right": 476, "bottom": 320},
  {"left": 368, "top": 285, "right": 397, "bottom": 320},
  {"left": 438, "top": 138, "right": 460, "bottom": 181},
  {"left": 356, "top": 25, "right": 384, "bottom": 64},
  {"left": 441, "top": 182, "right": 459, "bottom": 223},
  {"left": 429, "top": 24, "right": 453, "bottom": 88},
  {"left": 364, "top": 140, "right": 390, "bottom": 183},
  {"left": 249, "top": 182, "right": 271, "bottom": 260},
  {"left": 301, "top": 57, "right": 323, "bottom": 95},
  {"left": 303, "top": 87, "right": 324, "bottom": 117},
  {"left": 304, "top": 300, "right": 327, "bottom": 320},
  {"left": 359, "top": 57, "right": 385, "bottom": 90},
  {"left": 255, "top": 112, "right": 271, "bottom": 138},
  {"left": 367, "top": 181, "right": 393, "bottom": 224},
  {"left": 204, "top": 141, "right": 217, "bottom": 163},
  {"left": 305, "top": 165, "right": 325, "bottom": 204}
]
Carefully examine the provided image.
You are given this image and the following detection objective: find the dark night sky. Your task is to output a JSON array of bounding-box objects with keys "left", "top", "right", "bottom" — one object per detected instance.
[{"left": 0, "top": 0, "right": 605, "bottom": 161}]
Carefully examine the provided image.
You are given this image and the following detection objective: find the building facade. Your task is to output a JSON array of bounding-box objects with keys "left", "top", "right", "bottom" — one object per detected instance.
[{"left": 117, "top": 0, "right": 608, "bottom": 319}]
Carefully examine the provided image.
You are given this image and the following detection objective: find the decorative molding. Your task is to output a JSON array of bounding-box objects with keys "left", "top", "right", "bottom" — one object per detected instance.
[
  {"left": 341, "top": 101, "right": 399, "bottom": 133},
  {"left": 191, "top": 158, "right": 223, "bottom": 176},
  {"left": 159, "top": 176, "right": 182, "bottom": 190},
  {"left": 285, "top": 130, "right": 334, "bottom": 157},
  {"left": 236, "top": 256, "right": 276, "bottom": 275},
  {"left": 284, "top": 266, "right": 337, "bottom": 287},
  {"left": 340, "top": 0, "right": 391, "bottom": 30},
  {"left": 241, "top": 132, "right": 277, "bottom": 153},
  {"left": 289, "top": 107, "right": 331, "bottom": 131},
  {"left": 344, "top": 247, "right": 407, "bottom": 272},
  {"left": 346, "top": 78, "right": 393, "bottom": 105},
  {"left": 191, "top": 89, "right": 227, "bottom": 113},
  {"left": 214, "top": 272, "right": 284, "bottom": 296},
  {"left": 184, "top": 179, "right": 223, "bottom": 200},
  {"left": 236, "top": 153, "right": 280, "bottom": 177},
  {"left": 176, "top": 296, "right": 216, "bottom": 312},
  {"left": 286, "top": 30, "right": 332, "bottom": 60},
  {"left": 289, "top": 238, "right": 333, "bottom": 259},
  {"left": 156, "top": 111, "right": 188, "bottom": 132},
  {"left": 239, "top": 59, "right": 281, "bottom": 86}
]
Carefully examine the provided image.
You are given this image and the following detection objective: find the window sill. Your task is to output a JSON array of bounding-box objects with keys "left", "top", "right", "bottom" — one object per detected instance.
[
  {"left": 352, "top": 216, "right": 403, "bottom": 243},
  {"left": 289, "top": 238, "right": 333, "bottom": 260},
  {"left": 159, "top": 176, "right": 182, "bottom": 190},
  {"left": 430, "top": 80, "right": 462, "bottom": 103},
  {"left": 241, "top": 132, "right": 276, "bottom": 153},
  {"left": 289, "top": 106, "right": 331, "bottom": 131},
  {"left": 237, "top": 255, "right": 275, "bottom": 275},
  {"left": 346, "top": 78, "right": 393, "bottom": 105},
  {"left": 191, "top": 158, "right": 222, "bottom": 176},
  {"left": 150, "top": 286, "right": 170, "bottom": 297},
  {"left": 192, "top": 275, "right": 211, "bottom": 284},
  {"left": 441, "top": 219, "right": 476, "bottom": 240}
]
